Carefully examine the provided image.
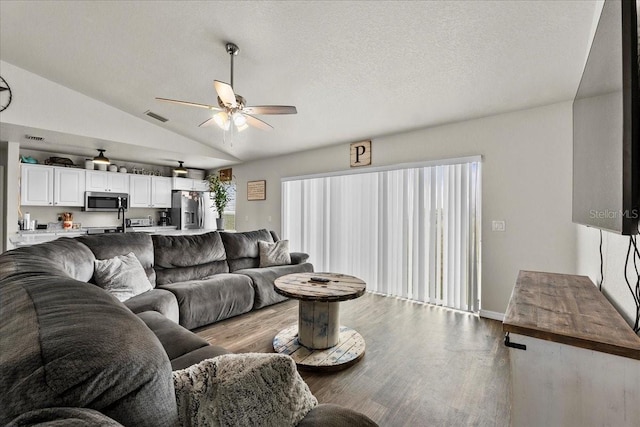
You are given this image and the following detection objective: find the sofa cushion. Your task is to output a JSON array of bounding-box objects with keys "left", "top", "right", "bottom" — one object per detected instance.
[
  {"left": 137, "top": 311, "right": 210, "bottom": 360},
  {"left": 259, "top": 239, "right": 292, "bottom": 267},
  {"left": 220, "top": 229, "right": 274, "bottom": 271},
  {"left": 0, "top": 276, "right": 178, "bottom": 427},
  {"left": 93, "top": 252, "right": 153, "bottom": 302},
  {"left": 170, "top": 345, "right": 231, "bottom": 371},
  {"left": 152, "top": 232, "right": 229, "bottom": 285},
  {"left": 137, "top": 310, "right": 231, "bottom": 371},
  {"left": 0, "top": 237, "right": 95, "bottom": 283},
  {"left": 78, "top": 233, "right": 156, "bottom": 287},
  {"left": 124, "top": 288, "right": 180, "bottom": 324},
  {"left": 236, "top": 262, "right": 314, "bottom": 309},
  {"left": 159, "top": 273, "right": 255, "bottom": 329},
  {"left": 290, "top": 252, "right": 310, "bottom": 264}
]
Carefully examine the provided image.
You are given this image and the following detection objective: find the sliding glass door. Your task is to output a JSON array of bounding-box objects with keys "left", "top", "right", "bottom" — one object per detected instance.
[{"left": 282, "top": 157, "right": 481, "bottom": 312}]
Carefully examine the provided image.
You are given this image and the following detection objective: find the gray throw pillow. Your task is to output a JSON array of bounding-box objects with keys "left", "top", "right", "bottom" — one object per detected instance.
[
  {"left": 94, "top": 252, "right": 153, "bottom": 302},
  {"left": 258, "top": 240, "right": 291, "bottom": 267}
]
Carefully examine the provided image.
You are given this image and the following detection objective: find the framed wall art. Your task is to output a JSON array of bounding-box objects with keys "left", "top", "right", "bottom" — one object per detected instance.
[{"left": 247, "top": 180, "right": 266, "bottom": 201}]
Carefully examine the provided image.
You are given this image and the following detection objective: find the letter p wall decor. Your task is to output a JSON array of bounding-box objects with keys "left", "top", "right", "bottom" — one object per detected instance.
[{"left": 350, "top": 140, "right": 372, "bottom": 167}]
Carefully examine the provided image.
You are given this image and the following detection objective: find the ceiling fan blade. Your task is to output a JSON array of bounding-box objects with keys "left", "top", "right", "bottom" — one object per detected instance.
[
  {"left": 198, "top": 117, "right": 217, "bottom": 127},
  {"left": 155, "top": 97, "right": 220, "bottom": 110},
  {"left": 244, "top": 114, "right": 273, "bottom": 131},
  {"left": 243, "top": 105, "right": 297, "bottom": 115},
  {"left": 214, "top": 80, "right": 237, "bottom": 108}
]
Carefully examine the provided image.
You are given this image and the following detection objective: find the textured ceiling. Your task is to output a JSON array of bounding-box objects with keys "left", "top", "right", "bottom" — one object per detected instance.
[{"left": 0, "top": 0, "right": 598, "bottom": 168}]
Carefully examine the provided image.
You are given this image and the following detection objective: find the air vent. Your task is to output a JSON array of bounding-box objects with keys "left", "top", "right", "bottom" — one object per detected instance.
[
  {"left": 144, "top": 110, "right": 168, "bottom": 123},
  {"left": 24, "top": 134, "right": 45, "bottom": 142}
]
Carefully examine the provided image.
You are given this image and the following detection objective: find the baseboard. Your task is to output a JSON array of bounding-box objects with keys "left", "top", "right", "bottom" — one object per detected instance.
[{"left": 479, "top": 310, "right": 504, "bottom": 321}]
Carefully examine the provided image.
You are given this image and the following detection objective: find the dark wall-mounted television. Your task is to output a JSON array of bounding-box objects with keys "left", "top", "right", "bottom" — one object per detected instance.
[{"left": 573, "top": 0, "right": 639, "bottom": 235}]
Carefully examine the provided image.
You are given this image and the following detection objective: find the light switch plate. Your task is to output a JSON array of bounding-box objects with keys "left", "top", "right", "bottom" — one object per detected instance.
[{"left": 492, "top": 220, "right": 506, "bottom": 232}]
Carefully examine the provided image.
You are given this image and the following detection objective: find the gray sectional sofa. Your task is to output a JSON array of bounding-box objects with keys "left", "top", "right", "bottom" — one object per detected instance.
[
  {"left": 77, "top": 228, "right": 313, "bottom": 329},
  {"left": 0, "top": 230, "right": 377, "bottom": 426}
]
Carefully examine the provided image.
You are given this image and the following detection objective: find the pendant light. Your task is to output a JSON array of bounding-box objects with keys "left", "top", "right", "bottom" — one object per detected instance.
[
  {"left": 174, "top": 161, "right": 188, "bottom": 175},
  {"left": 92, "top": 149, "right": 110, "bottom": 165}
]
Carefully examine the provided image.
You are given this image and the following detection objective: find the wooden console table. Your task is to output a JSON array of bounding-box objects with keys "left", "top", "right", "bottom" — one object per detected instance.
[{"left": 503, "top": 271, "right": 640, "bottom": 426}]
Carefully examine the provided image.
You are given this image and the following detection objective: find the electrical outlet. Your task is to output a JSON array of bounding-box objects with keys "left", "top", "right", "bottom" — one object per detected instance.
[
  {"left": 245, "top": 215, "right": 249, "bottom": 221},
  {"left": 268, "top": 216, "right": 272, "bottom": 222},
  {"left": 492, "top": 220, "right": 506, "bottom": 232}
]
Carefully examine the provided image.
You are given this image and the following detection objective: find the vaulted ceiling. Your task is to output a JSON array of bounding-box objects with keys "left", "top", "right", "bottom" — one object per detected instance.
[{"left": 0, "top": 0, "right": 598, "bottom": 169}]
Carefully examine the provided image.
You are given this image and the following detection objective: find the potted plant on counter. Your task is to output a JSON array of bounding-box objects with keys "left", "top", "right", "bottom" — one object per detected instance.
[{"left": 207, "top": 174, "right": 231, "bottom": 231}]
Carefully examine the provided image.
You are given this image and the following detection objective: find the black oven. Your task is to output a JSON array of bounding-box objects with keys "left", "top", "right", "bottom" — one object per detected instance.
[{"left": 84, "top": 192, "right": 128, "bottom": 212}]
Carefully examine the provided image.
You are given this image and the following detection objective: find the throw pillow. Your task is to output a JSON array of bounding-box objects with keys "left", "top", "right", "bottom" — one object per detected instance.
[
  {"left": 259, "top": 240, "right": 291, "bottom": 267},
  {"left": 94, "top": 252, "right": 153, "bottom": 302}
]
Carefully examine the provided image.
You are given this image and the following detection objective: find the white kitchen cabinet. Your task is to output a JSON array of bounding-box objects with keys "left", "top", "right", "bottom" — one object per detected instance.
[
  {"left": 53, "top": 168, "right": 86, "bottom": 206},
  {"left": 86, "top": 170, "right": 129, "bottom": 193},
  {"left": 129, "top": 175, "right": 172, "bottom": 208},
  {"left": 193, "top": 179, "right": 209, "bottom": 191},
  {"left": 21, "top": 164, "right": 85, "bottom": 207},
  {"left": 172, "top": 177, "right": 209, "bottom": 192},
  {"left": 129, "top": 175, "right": 151, "bottom": 208},
  {"left": 151, "top": 176, "right": 172, "bottom": 208},
  {"left": 21, "top": 164, "right": 54, "bottom": 206}
]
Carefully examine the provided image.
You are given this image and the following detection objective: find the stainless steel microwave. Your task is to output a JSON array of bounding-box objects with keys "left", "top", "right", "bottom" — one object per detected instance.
[{"left": 84, "top": 192, "right": 128, "bottom": 212}]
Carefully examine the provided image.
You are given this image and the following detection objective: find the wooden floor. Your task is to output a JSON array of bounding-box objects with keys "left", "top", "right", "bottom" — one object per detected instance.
[{"left": 195, "top": 293, "right": 511, "bottom": 426}]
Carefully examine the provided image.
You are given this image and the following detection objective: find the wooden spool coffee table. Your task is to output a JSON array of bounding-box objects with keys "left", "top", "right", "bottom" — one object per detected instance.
[{"left": 273, "top": 272, "right": 366, "bottom": 371}]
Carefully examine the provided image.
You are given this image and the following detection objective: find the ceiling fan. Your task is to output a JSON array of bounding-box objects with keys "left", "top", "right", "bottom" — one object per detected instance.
[{"left": 156, "top": 43, "right": 297, "bottom": 132}]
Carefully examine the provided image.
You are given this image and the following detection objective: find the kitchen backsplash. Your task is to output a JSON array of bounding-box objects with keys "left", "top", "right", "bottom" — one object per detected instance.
[{"left": 22, "top": 206, "right": 162, "bottom": 228}]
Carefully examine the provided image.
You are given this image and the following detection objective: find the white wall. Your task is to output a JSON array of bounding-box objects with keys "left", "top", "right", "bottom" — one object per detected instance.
[
  {"left": 0, "top": 141, "right": 20, "bottom": 251},
  {"left": 0, "top": 60, "right": 232, "bottom": 161},
  {"left": 233, "top": 101, "right": 577, "bottom": 314},
  {"left": 577, "top": 226, "right": 638, "bottom": 327}
]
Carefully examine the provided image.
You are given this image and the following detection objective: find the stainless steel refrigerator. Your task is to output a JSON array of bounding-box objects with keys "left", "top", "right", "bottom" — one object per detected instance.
[{"left": 171, "top": 191, "right": 214, "bottom": 230}]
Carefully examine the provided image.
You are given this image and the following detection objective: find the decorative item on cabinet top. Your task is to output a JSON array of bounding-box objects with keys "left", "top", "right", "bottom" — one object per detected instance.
[
  {"left": 130, "top": 167, "right": 164, "bottom": 176},
  {"left": 20, "top": 156, "right": 38, "bottom": 164},
  {"left": 44, "top": 157, "right": 78, "bottom": 168},
  {"left": 22, "top": 158, "right": 173, "bottom": 177}
]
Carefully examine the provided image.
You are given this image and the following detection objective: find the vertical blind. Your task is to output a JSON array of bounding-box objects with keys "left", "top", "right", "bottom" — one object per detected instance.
[{"left": 282, "top": 158, "right": 481, "bottom": 312}]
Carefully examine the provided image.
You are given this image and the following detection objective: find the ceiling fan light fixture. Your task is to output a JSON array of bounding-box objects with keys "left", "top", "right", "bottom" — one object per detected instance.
[
  {"left": 155, "top": 42, "right": 296, "bottom": 134},
  {"left": 233, "top": 112, "right": 246, "bottom": 127},
  {"left": 93, "top": 149, "right": 110, "bottom": 165},
  {"left": 174, "top": 161, "right": 188, "bottom": 175},
  {"left": 213, "top": 111, "right": 230, "bottom": 131}
]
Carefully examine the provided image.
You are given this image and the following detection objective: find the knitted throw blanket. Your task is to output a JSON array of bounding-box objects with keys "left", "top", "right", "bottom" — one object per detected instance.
[{"left": 172, "top": 353, "right": 318, "bottom": 427}]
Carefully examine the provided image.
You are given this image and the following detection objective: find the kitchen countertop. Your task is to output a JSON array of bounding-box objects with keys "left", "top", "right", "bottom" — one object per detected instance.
[
  {"left": 17, "top": 226, "right": 178, "bottom": 233},
  {"left": 10, "top": 227, "right": 221, "bottom": 247}
]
